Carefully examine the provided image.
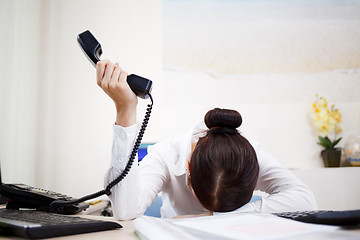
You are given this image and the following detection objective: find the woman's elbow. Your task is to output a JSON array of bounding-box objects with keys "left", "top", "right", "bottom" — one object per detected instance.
[
  {"left": 295, "top": 187, "right": 318, "bottom": 211},
  {"left": 112, "top": 207, "right": 143, "bottom": 221},
  {"left": 304, "top": 191, "right": 318, "bottom": 210}
]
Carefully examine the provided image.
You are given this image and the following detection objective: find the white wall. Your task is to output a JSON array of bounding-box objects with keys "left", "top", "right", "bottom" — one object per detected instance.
[
  {"left": 1, "top": 0, "right": 162, "bottom": 197},
  {"left": 293, "top": 168, "right": 360, "bottom": 210},
  {"left": 1, "top": 0, "right": 359, "bottom": 201},
  {"left": 153, "top": 69, "right": 360, "bottom": 169},
  {"left": 158, "top": 0, "right": 360, "bottom": 170},
  {"left": 0, "top": 0, "right": 42, "bottom": 186}
]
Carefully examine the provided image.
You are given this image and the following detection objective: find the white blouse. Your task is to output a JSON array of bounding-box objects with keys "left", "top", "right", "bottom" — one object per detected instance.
[{"left": 104, "top": 122, "right": 317, "bottom": 220}]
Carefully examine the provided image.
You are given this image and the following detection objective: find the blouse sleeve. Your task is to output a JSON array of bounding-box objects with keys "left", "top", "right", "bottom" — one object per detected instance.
[
  {"left": 252, "top": 146, "right": 318, "bottom": 213},
  {"left": 104, "top": 124, "right": 169, "bottom": 220}
]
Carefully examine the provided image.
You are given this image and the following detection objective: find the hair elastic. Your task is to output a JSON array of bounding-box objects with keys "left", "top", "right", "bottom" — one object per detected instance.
[{"left": 207, "top": 127, "right": 238, "bottom": 135}]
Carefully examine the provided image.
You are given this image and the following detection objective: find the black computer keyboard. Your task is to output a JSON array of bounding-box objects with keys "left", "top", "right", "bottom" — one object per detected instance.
[
  {"left": 0, "top": 209, "right": 122, "bottom": 239},
  {"left": 274, "top": 209, "right": 360, "bottom": 226},
  {"left": 1, "top": 209, "right": 94, "bottom": 226}
]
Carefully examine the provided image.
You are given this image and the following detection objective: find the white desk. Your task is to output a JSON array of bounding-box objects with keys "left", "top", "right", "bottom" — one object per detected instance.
[
  {"left": 0, "top": 188, "right": 360, "bottom": 240},
  {"left": 1, "top": 213, "right": 359, "bottom": 239}
]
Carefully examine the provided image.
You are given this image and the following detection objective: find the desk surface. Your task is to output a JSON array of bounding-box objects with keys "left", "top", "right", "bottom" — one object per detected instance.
[{"left": 0, "top": 213, "right": 359, "bottom": 239}]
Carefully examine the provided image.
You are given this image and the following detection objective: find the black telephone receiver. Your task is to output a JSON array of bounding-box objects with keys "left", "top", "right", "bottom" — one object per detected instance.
[
  {"left": 0, "top": 31, "right": 154, "bottom": 214},
  {"left": 77, "top": 30, "right": 153, "bottom": 99}
]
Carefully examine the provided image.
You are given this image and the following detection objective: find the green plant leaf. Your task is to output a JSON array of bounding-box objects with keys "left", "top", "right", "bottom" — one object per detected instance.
[
  {"left": 332, "top": 137, "right": 342, "bottom": 148},
  {"left": 317, "top": 136, "right": 333, "bottom": 149}
]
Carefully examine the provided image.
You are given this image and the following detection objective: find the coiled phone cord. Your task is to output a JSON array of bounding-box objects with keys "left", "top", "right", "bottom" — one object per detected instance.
[{"left": 50, "top": 94, "right": 153, "bottom": 213}]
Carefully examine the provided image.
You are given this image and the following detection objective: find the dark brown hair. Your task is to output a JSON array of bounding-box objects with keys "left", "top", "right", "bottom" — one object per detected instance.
[{"left": 189, "top": 108, "right": 259, "bottom": 212}]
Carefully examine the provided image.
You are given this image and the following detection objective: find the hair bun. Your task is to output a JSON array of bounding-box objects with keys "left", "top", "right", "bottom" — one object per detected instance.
[{"left": 204, "top": 108, "right": 242, "bottom": 129}]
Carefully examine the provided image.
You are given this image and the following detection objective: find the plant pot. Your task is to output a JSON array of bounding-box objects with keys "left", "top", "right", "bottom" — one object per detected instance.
[{"left": 321, "top": 149, "right": 341, "bottom": 167}]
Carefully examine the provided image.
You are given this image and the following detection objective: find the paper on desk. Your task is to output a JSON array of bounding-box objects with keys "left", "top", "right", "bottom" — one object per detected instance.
[
  {"left": 134, "top": 215, "right": 199, "bottom": 240},
  {"left": 170, "top": 213, "right": 339, "bottom": 240},
  {"left": 134, "top": 213, "right": 340, "bottom": 240}
]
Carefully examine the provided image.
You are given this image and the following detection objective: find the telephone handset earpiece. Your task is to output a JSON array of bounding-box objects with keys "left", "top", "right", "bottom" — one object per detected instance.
[{"left": 77, "top": 30, "right": 153, "bottom": 99}]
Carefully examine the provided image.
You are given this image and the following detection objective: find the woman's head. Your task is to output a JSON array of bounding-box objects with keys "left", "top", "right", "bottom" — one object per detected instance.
[{"left": 189, "top": 108, "right": 259, "bottom": 212}]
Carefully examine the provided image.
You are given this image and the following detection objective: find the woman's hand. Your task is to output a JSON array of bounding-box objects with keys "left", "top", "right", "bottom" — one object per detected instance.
[{"left": 96, "top": 60, "right": 138, "bottom": 127}]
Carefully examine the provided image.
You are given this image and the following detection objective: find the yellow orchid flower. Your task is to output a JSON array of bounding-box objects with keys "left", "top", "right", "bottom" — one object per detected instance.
[{"left": 311, "top": 95, "right": 342, "bottom": 150}]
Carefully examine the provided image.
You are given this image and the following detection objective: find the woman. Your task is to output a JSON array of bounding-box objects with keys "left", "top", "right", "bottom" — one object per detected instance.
[{"left": 97, "top": 60, "right": 317, "bottom": 220}]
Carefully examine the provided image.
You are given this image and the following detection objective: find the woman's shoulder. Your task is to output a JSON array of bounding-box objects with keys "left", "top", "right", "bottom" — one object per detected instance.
[
  {"left": 148, "top": 121, "right": 204, "bottom": 155},
  {"left": 146, "top": 128, "right": 194, "bottom": 176}
]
